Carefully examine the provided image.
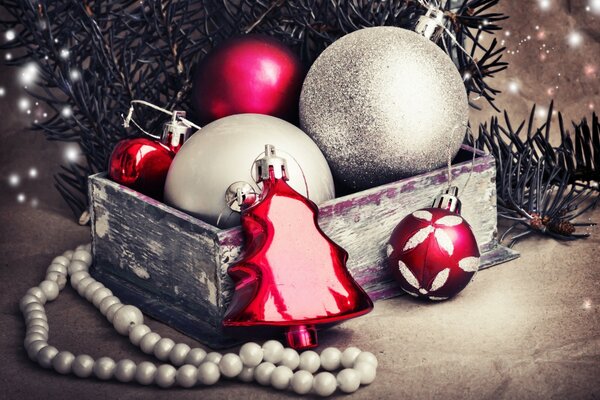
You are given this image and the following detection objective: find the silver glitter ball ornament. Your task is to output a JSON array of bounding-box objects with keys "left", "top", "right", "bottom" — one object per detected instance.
[
  {"left": 299, "top": 26, "right": 469, "bottom": 190},
  {"left": 164, "top": 114, "right": 335, "bottom": 228}
]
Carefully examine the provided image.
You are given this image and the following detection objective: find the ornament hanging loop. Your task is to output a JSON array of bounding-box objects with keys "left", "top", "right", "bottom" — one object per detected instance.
[
  {"left": 122, "top": 99, "right": 202, "bottom": 139},
  {"left": 415, "top": 4, "right": 445, "bottom": 41}
]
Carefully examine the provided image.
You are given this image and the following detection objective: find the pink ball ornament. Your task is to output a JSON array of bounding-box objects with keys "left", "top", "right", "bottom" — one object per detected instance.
[
  {"left": 191, "top": 35, "right": 305, "bottom": 124},
  {"left": 387, "top": 188, "right": 480, "bottom": 300}
]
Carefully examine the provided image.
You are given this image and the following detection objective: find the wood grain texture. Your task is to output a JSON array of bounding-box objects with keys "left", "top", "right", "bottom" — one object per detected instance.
[{"left": 89, "top": 148, "right": 518, "bottom": 347}]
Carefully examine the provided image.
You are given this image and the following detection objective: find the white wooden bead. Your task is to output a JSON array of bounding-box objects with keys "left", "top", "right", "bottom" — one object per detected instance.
[
  {"left": 72, "top": 250, "right": 92, "bottom": 266},
  {"left": 69, "top": 271, "right": 90, "bottom": 290},
  {"left": 93, "top": 356, "right": 116, "bottom": 380},
  {"left": 26, "top": 326, "right": 48, "bottom": 339},
  {"left": 354, "top": 361, "right": 376, "bottom": 385},
  {"left": 45, "top": 271, "right": 67, "bottom": 290},
  {"left": 197, "top": 362, "right": 220, "bottom": 385},
  {"left": 262, "top": 340, "right": 284, "bottom": 364},
  {"left": 337, "top": 368, "right": 361, "bottom": 393},
  {"left": 112, "top": 305, "right": 144, "bottom": 335},
  {"left": 76, "top": 277, "right": 95, "bottom": 296},
  {"left": 52, "top": 351, "right": 75, "bottom": 374},
  {"left": 341, "top": 347, "right": 362, "bottom": 368},
  {"left": 320, "top": 347, "right": 342, "bottom": 371},
  {"left": 176, "top": 364, "right": 198, "bottom": 388},
  {"left": 154, "top": 338, "right": 175, "bottom": 361},
  {"left": 239, "top": 342, "right": 263, "bottom": 367},
  {"left": 355, "top": 351, "right": 378, "bottom": 368},
  {"left": 219, "top": 353, "right": 243, "bottom": 378},
  {"left": 26, "top": 340, "right": 48, "bottom": 361},
  {"left": 84, "top": 281, "right": 104, "bottom": 302},
  {"left": 185, "top": 348, "right": 207, "bottom": 366},
  {"left": 91, "top": 288, "right": 113, "bottom": 308},
  {"left": 135, "top": 361, "right": 157, "bottom": 385},
  {"left": 238, "top": 367, "right": 254, "bottom": 382},
  {"left": 68, "top": 260, "right": 89, "bottom": 275},
  {"left": 270, "top": 365, "right": 293, "bottom": 390},
  {"left": 62, "top": 250, "right": 74, "bottom": 260},
  {"left": 105, "top": 303, "right": 124, "bottom": 323},
  {"left": 98, "top": 296, "right": 120, "bottom": 316},
  {"left": 25, "top": 310, "right": 47, "bottom": 324},
  {"left": 72, "top": 354, "right": 95, "bottom": 378},
  {"left": 51, "top": 255, "right": 70, "bottom": 267},
  {"left": 169, "top": 343, "right": 191, "bottom": 366},
  {"left": 155, "top": 364, "right": 177, "bottom": 388},
  {"left": 37, "top": 345, "right": 59, "bottom": 368},
  {"left": 115, "top": 359, "right": 137, "bottom": 382},
  {"left": 26, "top": 287, "right": 47, "bottom": 303},
  {"left": 205, "top": 352, "right": 222, "bottom": 364},
  {"left": 84, "top": 243, "right": 92, "bottom": 252},
  {"left": 24, "top": 302, "right": 44, "bottom": 314},
  {"left": 75, "top": 244, "right": 87, "bottom": 252},
  {"left": 254, "top": 362, "right": 276, "bottom": 386},
  {"left": 47, "top": 263, "right": 67, "bottom": 275},
  {"left": 313, "top": 371, "right": 337, "bottom": 397},
  {"left": 27, "top": 318, "right": 49, "bottom": 331},
  {"left": 129, "top": 324, "right": 151, "bottom": 346},
  {"left": 24, "top": 333, "right": 47, "bottom": 348},
  {"left": 291, "top": 370, "right": 314, "bottom": 395},
  {"left": 280, "top": 348, "right": 300, "bottom": 370},
  {"left": 19, "top": 294, "right": 42, "bottom": 312},
  {"left": 140, "top": 332, "right": 161, "bottom": 354}
]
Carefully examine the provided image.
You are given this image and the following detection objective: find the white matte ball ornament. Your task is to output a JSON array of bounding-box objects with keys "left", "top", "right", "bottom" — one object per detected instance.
[
  {"left": 299, "top": 26, "right": 469, "bottom": 190},
  {"left": 164, "top": 114, "right": 335, "bottom": 228}
]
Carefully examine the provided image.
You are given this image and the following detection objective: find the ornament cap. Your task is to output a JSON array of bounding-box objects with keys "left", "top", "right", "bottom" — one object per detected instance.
[
  {"left": 432, "top": 186, "right": 462, "bottom": 214},
  {"left": 225, "top": 181, "right": 258, "bottom": 212},
  {"left": 255, "top": 144, "right": 289, "bottom": 182},
  {"left": 415, "top": 5, "right": 445, "bottom": 42},
  {"left": 161, "top": 111, "right": 192, "bottom": 151}
]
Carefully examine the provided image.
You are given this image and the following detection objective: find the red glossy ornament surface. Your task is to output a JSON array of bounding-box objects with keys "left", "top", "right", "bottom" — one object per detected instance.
[
  {"left": 387, "top": 208, "right": 480, "bottom": 300},
  {"left": 223, "top": 168, "right": 373, "bottom": 349},
  {"left": 192, "top": 35, "right": 305, "bottom": 124},
  {"left": 108, "top": 138, "right": 174, "bottom": 199}
]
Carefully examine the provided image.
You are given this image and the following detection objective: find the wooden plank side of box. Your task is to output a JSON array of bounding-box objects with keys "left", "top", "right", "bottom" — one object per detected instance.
[
  {"left": 216, "top": 152, "right": 517, "bottom": 303},
  {"left": 89, "top": 174, "right": 233, "bottom": 346}
]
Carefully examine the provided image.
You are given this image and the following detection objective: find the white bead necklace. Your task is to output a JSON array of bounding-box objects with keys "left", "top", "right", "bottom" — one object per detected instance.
[{"left": 21, "top": 244, "right": 378, "bottom": 396}]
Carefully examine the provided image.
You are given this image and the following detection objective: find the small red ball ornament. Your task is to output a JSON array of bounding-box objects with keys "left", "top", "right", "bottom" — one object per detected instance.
[
  {"left": 191, "top": 35, "right": 305, "bottom": 124},
  {"left": 108, "top": 111, "right": 191, "bottom": 199},
  {"left": 387, "top": 187, "right": 480, "bottom": 300}
]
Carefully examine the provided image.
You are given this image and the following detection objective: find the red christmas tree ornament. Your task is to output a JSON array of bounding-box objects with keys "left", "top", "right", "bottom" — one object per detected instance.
[
  {"left": 191, "top": 35, "right": 305, "bottom": 124},
  {"left": 387, "top": 187, "right": 480, "bottom": 300},
  {"left": 223, "top": 145, "right": 373, "bottom": 349},
  {"left": 108, "top": 111, "right": 191, "bottom": 199}
]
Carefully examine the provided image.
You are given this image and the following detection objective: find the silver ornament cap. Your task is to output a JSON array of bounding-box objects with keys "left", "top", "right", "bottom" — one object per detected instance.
[
  {"left": 415, "top": 5, "right": 445, "bottom": 41},
  {"left": 432, "top": 186, "right": 462, "bottom": 214},
  {"left": 255, "top": 144, "right": 289, "bottom": 182},
  {"left": 161, "top": 110, "right": 192, "bottom": 149}
]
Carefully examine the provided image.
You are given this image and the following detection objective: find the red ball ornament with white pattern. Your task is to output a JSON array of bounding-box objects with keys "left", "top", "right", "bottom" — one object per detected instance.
[{"left": 387, "top": 187, "right": 480, "bottom": 300}]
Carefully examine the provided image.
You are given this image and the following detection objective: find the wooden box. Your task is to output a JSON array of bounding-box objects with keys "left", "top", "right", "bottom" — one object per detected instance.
[{"left": 89, "top": 147, "right": 518, "bottom": 348}]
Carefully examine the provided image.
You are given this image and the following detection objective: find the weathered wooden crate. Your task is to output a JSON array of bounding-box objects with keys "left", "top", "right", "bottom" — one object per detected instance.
[{"left": 89, "top": 146, "right": 518, "bottom": 348}]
